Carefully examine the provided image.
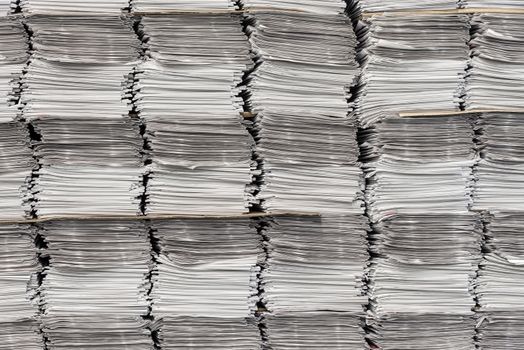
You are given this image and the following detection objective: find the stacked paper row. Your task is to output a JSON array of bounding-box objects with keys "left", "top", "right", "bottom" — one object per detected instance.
[
  {"left": 151, "top": 219, "right": 262, "bottom": 349},
  {"left": 20, "top": 0, "right": 129, "bottom": 14},
  {"left": 40, "top": 220, "right": 153, "bottom": 350},
  {"left": 22, "top": 16, "right": 143, "bottom": 217},
  {"left": 356, "top": 14, "right": 469, "bottom": 126},
  {"left": 0, "top": 225, "right": 42, "bottom": 349},
  {"left": 135, "top": 15, "right": 256, "bottom": 215},
  {"left": 361, "top": 115, "right": 478, "bottom": 349}
]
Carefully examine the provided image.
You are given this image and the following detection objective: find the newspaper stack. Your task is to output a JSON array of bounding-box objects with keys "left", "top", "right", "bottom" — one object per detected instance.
[
  {"left": 247, "top": 12, "right": 363, "bottom": 214},
  {"left": 0, "top": 0, "right": 14, "bottom": 14},
  {"left": 40, "top": 220, "right": 153, "bottom": 350},
  {"left": 474, "top": 113, "right": 524, "bottom": 211},
  {"left": 23, "top": 16, "right": 143, "bottom": 218},
  {"left": 132, "top": 0, "right": 236, "bottom": 12},
  {"left": 357, "top": 0, "right": 460, "bottom": 12},
  {"left": 262, "top": 215, "right": 368, "bottom": 349},
  {"left": 0, "top": 19, "right": 33, "bottom": 220},
  {"left": 242, "top": 0, "right": 346, "bottom": 14},
  {"left": 0, "top": 225, "right": 42, "bottom": 350},
  {"left": 467, "top": 15, "right": 524, "bottom": 110},
  {"left": 151, "top": 219, "right": 261, "bottom": 349},
  {"left": 20, "top": 0, "right": 128, "bottom": 14},
  {"left": 135, "top": 15, "right": 255, "bottom": 215},
  {"left": 362, "top": 115, "right": 478, "bottom": 349},
  {"left": 357, "top": 14, "right": 469, "bottom": 126}
]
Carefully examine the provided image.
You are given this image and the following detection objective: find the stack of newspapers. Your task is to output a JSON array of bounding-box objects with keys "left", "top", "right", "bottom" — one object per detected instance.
[
  {"left": 247, "top": 11, "right": 363, "bottom": 214},
  {"left": 23, "top": 17, "right": 143, "bottom": 218},
  {"left": 357, "top": 0, "right": 460, "bottom": 12},
  {"left": 261, "top": 215, "right": 368, "bottom": 349},
  {"left": 151, "top": 219, "right": 261, "bottom": 349},
  {"left": 362, "top": 115, "right": 478, "bottom": 349},
  {"left": 467, "top": 15, "right": 524, "bottom": 110},
  {"left": 135, "top": 15, "right": 255, "bottom": 214},
  {"left": 41, "top": 221, "right": 153, "bottom": 350},
  {"left": 475, "top": 113, "right": 524, "bottom": 349},
  {"left": 0, "top": 19, "right": 33, "bottom": 219},
  {"left": 132, "top": 0, "right": 236, "bottom": 12},
  {"left": 357, "top": 14, "right": 469, "bottom": 126},
  {"left": 0, "top": 225, "right": 42, "bottom": 349},
  {"left": 20, "top": 0, "right": 128, "bottom": 14},
  {"left": 464, "top": 0, "right": 524, "bottom": 8}
]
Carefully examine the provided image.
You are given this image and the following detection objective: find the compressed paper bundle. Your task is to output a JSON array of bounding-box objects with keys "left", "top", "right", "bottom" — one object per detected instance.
[
  {"left": 370, "top": 214, "right": 481, "bottom": 315},
  {"left": 242, "top": 0, "right": 346, "bottom": 14},
  {"left": 474, "top": 113, "right": 524, "bottom": 211},
  {"left": 467, "top": 15, "right": 524, "bottom": 110},
  {"left": 41, "top": 220, "right": 152, "bottom": 349},
  {"left": 477, "top": 312, "right": 524, "bottom": 349},
  {"left": 248, "top": 13, "right": 363, "bottom": 213},
  {"left": 262, "top": 215, "right": 368, "bottom": 314},
  {"left": 357, "top": 14, "right": 469, "bottom": 126},
  {"left": 0, "top": 0, "right": 14, "bottom": 15},
  {"left": 357, "top": 0, "right": 460, "bottom": 12},
  {"left": 20, "top": 0, "right": 129, "bottom": 14},
  {"left": 132, "top": 0, "right": 236, "bottom": 12},
  {"left": 0, "top": 225, "right": 42, "bottom": 350},
  {"left": 264, "top": 313, "right": 365, "bottom": 349},
  {"left": 362, "top": 115, "right": 475, "bottom": 222},
  {"left": 0, "top": 19, "right": 33, "bottom": 219},
  {"left": 23, "top": 17, "right": 143, "bottom": 217},
  {"left": 367, "top": 314, "right": 476, "bottom": 350},
  {"left": 151, "top": 219, "right": 261, "bottom": 349},
  {"left": 158, "top": 317, "right": 261, "bottom": 350},
  {"left": 136, "top": 16, "right": 255, "bottom": 214}
]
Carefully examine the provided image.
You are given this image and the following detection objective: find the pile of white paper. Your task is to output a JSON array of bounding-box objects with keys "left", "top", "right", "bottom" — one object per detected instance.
[
  {"left": 0, "top": 0, "right": 14, "bottom": 15},
  {"left": 264, "top": 313, "right": 365, "bottom": 349},
  {"left": 362, "top": 115, "right": 478, "bottom": 349},
  {"left": 262, "top": 215, "right": 368, "bottom": 314},
  {"left": 367, "top": 314, "right": 476, "bottom": 350},
  {"left": 357, "top": 14, "right": 469, "bottom": 126},
  {"left": 23, "top": 16, "right": 144, "bottom": 217},
  {"left": 20, "top": 0, "right": 128, "bottom": 14},
  {"left": 467, "top": 15, "right": 524, "bottom": 110},
  {"left": 362, "top": 116, "right": 475, "bottom": 221},
  {"left": 0, "top": 225, "right": 42, "bottom": 350},
  {"left": 477, "top": 312, "right": 524, "bottom": 349},
  {"left": 136, "top": 15, "right": 256, "bottom": 214},
  {"left": 357, "top": 0, "right": 460, "bottom": 12},
  {"left": 151, "top": 219, "right": 261, "bottom": 349},
  {"left": 242, "top": 0, "right": 346, "bottom": 14},
  {"left": 0, "top": 19, "right": 33, "bottom": 219},
  {"left": 247, "top": 13, "right": 363, "bottom": 214},
  {"left": 41, "top": 220, "right": 153, "bottom": 350},
  {"left": 132, "top": 0, "right": 236, "bottom": 12},
  {"left": 474, "top": 113, "right": 524, "bottom": 211}
]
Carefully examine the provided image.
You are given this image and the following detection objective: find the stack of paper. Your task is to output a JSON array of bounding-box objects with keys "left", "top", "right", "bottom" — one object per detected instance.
[
  {"left": 0, "top": 19, "right": 33, "bottom": 219},
  {"left": 135, "top": 15, "right": 256, "bottom": 214},
  {"left": 474, "top": 113, "right": 524, "bottom": 211},
  {"left": 362, "top": 115, "right": 478, "bottom": 349},
  {"left": 0, "top": 225, "right": 42, "bottom": 350},
  {"left": 242, "top": 0, "right": 346, "bottom": 14},
  {"left": 247, "top": 13, "right": 363, "bottom": 213},
  {"left": 132, "top": 0, "right": 236, "bottom": 12},
  {"left": 367, "top": 314, "right": 476, "bottom": 350},
  {"left": 476, "top": 212, "right": 524, "bottom": 349},
  {"left": 357, "top": 0, "right": 460, "bottom": 12},
  {"left": 264, "top": 313, "right": 365, "bottom": 349},
  {"left": 41, "top": 220, "right": 153, "bottom": 350},
  {"left": 261, "top": 215, "right": 367, "bottom": 348},
  {"left": 262, "top": 215, "right": 368, "bottom": 314},
  {"left": 151, "top": 219, "right": 261, "bottom": 349},
  {"left": 20, "top": 0, "right": 128, "bottom": 14},
  {"left": 0, "top": 0, "right": 14, "bottom": 14},
  {"left": 357, "top": 14, "right": 469, "bottom": 126},
  {"left": 467, "top": 15, "right": 524, "bottom": 110},
  {"left": 23, "top": 16, "right": 143, "bottom": 217}
]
